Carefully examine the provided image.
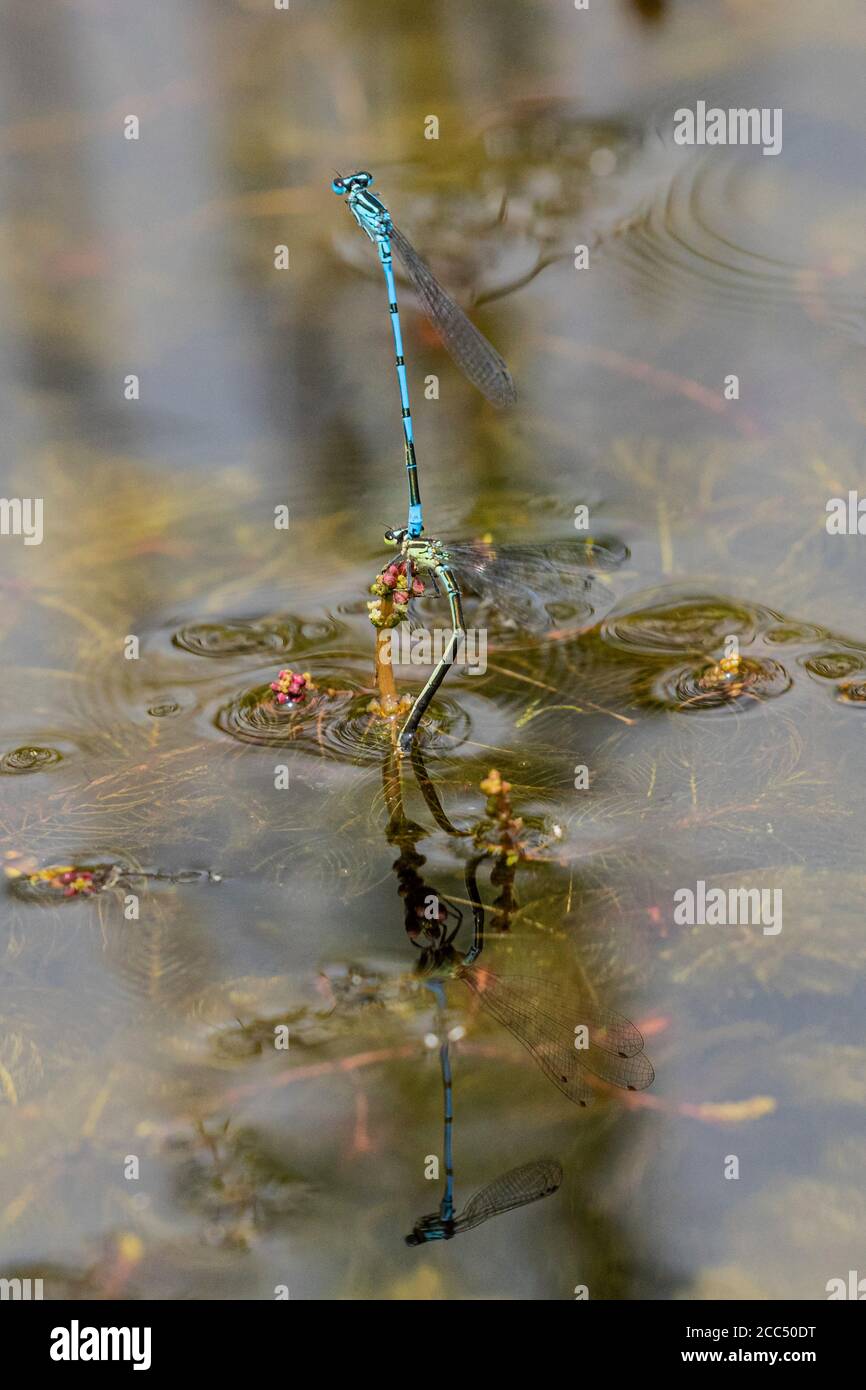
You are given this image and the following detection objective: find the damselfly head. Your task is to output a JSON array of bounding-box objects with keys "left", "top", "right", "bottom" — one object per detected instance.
[
  {"left": 331, "top": 171, "right": 373, "bottom": 196},
  {"left": 384, "top": 527, "right": 406, "bottom": 546},
  {"left": 405, "top": 1213, "right": 453, "bottom": 1245}
]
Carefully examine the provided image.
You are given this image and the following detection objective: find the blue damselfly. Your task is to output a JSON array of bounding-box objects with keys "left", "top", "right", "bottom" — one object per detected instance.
[{"left": 331, "top": 171, "right": 515, "bottom": 539}]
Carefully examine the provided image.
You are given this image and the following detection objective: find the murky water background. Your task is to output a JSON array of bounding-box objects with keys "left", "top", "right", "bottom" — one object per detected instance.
[{"left": 1, "top": 0, "right": 865, "bottom": 1299}]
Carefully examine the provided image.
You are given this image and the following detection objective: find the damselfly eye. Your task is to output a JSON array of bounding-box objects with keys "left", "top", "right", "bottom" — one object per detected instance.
[
  {"left": 356, "top": 171, "right": 373, "bottom": 187},
  {"left": 331, "top": 177, "right": 347, "bottom": 195}
]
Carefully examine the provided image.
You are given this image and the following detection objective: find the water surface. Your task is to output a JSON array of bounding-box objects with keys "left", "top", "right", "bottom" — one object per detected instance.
[{"left": 1, "top": 0, "right": 865, "bottom": 1300}]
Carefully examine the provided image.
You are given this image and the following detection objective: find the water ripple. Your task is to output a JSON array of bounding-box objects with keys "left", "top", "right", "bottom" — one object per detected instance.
[
  {"left": 0, "top": 745, "right": 63, "bottom": 774},
  {"left": 651, "top": 655, "right": 792, "bottom": 713},
  {"left": 601, "top": 593, "right": 767, "bottom": 656},
  {"left": 214, "top": 662, "right": 474, "bottom": 761},
  {"left": 173, "top": 615, "right": 340, "bottom": 658},
  {"left": 601, "top": 143, "right": 866, "bottom": 341}
]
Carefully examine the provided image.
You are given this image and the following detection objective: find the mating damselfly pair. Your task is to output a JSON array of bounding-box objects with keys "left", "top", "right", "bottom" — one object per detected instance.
[{"left": 333, "top": 171, "right": 610, "bottom": 751}]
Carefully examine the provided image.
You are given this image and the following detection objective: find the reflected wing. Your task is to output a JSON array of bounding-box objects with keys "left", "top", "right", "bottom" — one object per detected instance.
[
  {"left": 455, "top": 1159, "right": 563, "bottom": 1234},
  {"left": 389, "top": 222, "right": 516, "bottom": 408},
  {"left": 485, "top": 973, "right": 647, "bottom": 1057},
  {"left": 459, "top": 966, "right": 655, "bottom": 1105}
]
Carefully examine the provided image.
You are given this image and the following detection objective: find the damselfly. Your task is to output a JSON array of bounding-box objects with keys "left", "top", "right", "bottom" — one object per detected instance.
[
  {"left": 406, "top": 979, "right": 562, "bottom": 1244},
  {"left": 382, "top": 527, "right": 628, "bottom": 751},
  {"left": 331, "top": 171, "right": 515, "bottom": 539}
]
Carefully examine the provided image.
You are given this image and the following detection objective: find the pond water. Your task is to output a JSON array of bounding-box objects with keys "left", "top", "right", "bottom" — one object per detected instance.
[{"left": 1, "top": 0, "right": 865, "bottom": 1299}]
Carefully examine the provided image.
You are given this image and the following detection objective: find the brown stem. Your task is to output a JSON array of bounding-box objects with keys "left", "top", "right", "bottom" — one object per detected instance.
[{"left": 374, "top": 598, "right": 400, "bottom": 711}]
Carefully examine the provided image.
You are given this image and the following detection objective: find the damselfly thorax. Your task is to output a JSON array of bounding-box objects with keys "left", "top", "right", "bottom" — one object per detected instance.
[{"left": 384, "top": 527, "right": 451, "bottom": 576}]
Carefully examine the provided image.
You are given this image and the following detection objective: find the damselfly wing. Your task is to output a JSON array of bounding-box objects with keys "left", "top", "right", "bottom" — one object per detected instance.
[{"left": 389, "top": 222, "right": 517, "bottom": 408}]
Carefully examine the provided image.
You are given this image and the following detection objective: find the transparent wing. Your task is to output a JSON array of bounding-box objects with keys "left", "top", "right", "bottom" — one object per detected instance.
[
  {"left": 389, "top": 222, "right": 516, "bottom": 408},
  {"left": 454, "top": 1159, "right": 563, "bottom": 1234},
  {"left": 479, "top": 973, "right": 648, "bottom": 1058},
  {"left": 445, "top": 538, "right": 628, "bottom": 585},
  {"left": 438, "top": 537, "right": 627, "bottom": 629},
  {"left": 459, "top": 966, "right": 655, "bottom": 1105}
]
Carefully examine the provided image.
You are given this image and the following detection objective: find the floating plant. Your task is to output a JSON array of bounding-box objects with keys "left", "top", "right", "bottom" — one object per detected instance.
[
  {"left": 4, "top": 857, "right": 222, "bottom": 904},
  {"left": 803, "top": 652, "right": 865, "bottom": 681},
  {"left": 6, "top": 861, "right": 122, "bottom": 903},
  {"left": 659, "top": 652, "right": 793, "bottom": 712},
  {"left": 269, "top": 668, "right": 312, "bottom": 705}
]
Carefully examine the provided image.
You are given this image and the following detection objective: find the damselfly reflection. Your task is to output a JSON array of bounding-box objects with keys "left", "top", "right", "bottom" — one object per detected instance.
[
  {"left": 386, "top": 753, "right": 655, "bottom": 1108},
  {"left": 406, "top": 979, "right": 562, "bottom": 1244},
  {"left": 418, "top": 883, "right": 654, "bottom": 1106}
]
